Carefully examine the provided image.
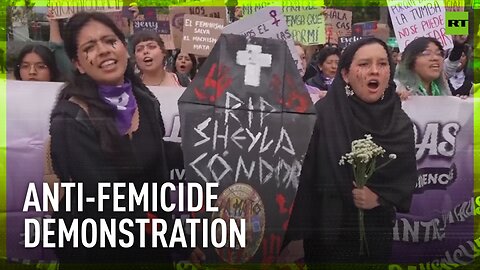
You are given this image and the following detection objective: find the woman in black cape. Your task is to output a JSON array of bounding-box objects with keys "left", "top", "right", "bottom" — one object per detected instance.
[{"left": 283, "top": 38, "right": 417, "bottom": 269}]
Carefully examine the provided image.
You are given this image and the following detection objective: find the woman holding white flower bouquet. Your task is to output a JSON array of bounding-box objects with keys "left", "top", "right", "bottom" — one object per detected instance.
[{"left": 283, "top": 38, "right": 417, "bottom": 269}]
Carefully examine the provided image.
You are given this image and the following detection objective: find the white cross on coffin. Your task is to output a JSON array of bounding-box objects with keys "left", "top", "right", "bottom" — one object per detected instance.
[{"left": 236, "top": 44, "right": 272, "bottom": 87}]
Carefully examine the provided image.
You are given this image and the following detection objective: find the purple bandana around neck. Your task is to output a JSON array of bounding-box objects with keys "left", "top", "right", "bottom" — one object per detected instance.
[
  {"left": 98, "top": 80, "right": 137, "bottom": 135},
  {"left": 324, "top": 75, "right": 334, "bottom": 86}
]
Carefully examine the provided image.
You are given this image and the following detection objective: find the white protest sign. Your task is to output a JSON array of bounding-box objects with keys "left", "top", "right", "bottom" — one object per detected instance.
[
  {"left": 222, "top": 6, "right": 303, "bottom": 74},
  {"left": 388, "top": 0, "right": 453, "bottom": 52},
  {"left": 240, "top": 1, "right": 326, "bottom": 45}
]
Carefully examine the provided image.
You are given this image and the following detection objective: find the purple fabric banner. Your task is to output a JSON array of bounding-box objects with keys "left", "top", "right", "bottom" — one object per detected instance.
[{"left": 391, "top": 97, "right": 474, "bottom": 265}]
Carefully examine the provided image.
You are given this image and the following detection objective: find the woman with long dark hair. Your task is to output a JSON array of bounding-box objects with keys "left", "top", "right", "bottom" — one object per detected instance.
[
  {"left": 284, "top": 38, "right": 417, "bottom": 269},
  {"left": 49, "top": 12, "right": 173, "bottom": 269},
  {"left": 173, "top": 50, "right": 197, "bottom": 80}
]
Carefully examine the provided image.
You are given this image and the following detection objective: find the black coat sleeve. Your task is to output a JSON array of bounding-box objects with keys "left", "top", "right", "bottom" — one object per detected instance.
[{"left": 50, "top": 104, "right": 118, "bottom": 198}]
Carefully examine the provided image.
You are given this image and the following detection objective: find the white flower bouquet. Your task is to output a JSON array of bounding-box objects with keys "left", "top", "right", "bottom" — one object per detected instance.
[{"left": 339, "top": 134, "right": 396, "bottom": 256}]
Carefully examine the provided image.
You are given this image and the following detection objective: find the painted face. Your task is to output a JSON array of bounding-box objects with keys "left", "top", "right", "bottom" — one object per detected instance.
[
  {"left": 342, "top": 43, "right": 391, "bottom": 103},
  {"left": 19, "top": 52, "right": 51, "bottom": 81},
  {"left": 413, "top": 42, "right": 444, "bottom": 84},
  {"left": 175, "top": 52, "right": 193, "bottom": 75},
  {"left": 135, "top": 40, "right": 165, "bottom": 73},
  {"left": 74, "top": 20, "right": 128, "bottom": 86},
  {"left": 294, "top": 45, "right": 307, "bottom": 77},
  {"left": 320, "top": 54, "right": 339, "bottom": 78}
]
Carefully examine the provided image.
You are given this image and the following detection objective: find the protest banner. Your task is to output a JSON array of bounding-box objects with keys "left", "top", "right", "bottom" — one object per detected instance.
[
  {"left": 169, "top": 6, "right": 227, "bottom": 48},
  {"left": 133, "top": 20, "right": 170, "bottom": 34},
  {"left": 181, "top": 15, "right": 224, "bottom": 56},
  {"left": 391, "top": 97, "right": 474, "bottom": 265},
  {"left": 178, "top": 35, "right": 316, "bottom": 265},
  {"left": 387, "top": 0, "right": 453, "bottom": 52},
  {"left": 324, "top": 8, "right": 352, "bottom": 41},
  {"left": 222, "top": 7, "right": 303, "bottom": 74},
  {"left": 47, "top": 0, "right": 122, "bottom": 19}
]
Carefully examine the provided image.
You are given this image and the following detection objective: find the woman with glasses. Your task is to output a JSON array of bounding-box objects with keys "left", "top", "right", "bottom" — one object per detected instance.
[
  {"left": 14, "top": 44, "right": 60, "bottom": 81},
  {"left": 131, "top": 30, "right": 181, "bottom": 87},
  {"left": 395, "top": 36, "right": 468, "bottom": 99}
]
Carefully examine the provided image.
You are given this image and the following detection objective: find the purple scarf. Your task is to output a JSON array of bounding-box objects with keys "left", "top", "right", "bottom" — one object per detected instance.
[{"left": 98, "top": 80, "right": 137, "bottom": 135}]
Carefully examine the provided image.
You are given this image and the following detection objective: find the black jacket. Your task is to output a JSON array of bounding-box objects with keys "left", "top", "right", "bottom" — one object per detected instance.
[{"left": 49, "top": 85, "right": 174, "bottom": 268}]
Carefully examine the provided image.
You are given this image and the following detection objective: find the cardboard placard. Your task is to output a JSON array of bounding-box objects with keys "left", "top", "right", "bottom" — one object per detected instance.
[
  {"left": 47, "top": 0, "right": 122, "bottom": 19},
  {"left": 181, "top": 14, "right": 224, "bottom": 56},
  {"left": 324, "top": 8, "right": 353, "bottom": 40},
  {"left": 169, "top": 6, "right": 227, "bottom": 48}
]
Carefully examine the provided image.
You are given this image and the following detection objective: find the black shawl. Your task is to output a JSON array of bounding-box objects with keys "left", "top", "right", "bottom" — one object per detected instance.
[{"left": 284, "top": 38, "right": 417, "bottom": 263}]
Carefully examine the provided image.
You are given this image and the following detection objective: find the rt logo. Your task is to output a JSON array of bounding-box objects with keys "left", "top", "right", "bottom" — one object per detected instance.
[{"left": 445, "top": 12, "right": 469, "bottom": 35}]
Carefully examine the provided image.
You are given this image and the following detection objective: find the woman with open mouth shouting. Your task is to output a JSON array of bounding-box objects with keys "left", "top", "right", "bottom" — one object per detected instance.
[
  {"left": 131, "top": 30, "right": 181, "bottom": 87},
  {"left": 49, "top": 12, "right": 175, "bottom": 269},
  {"left": 172, "top": 50, "right": 197, "bottom": 86},
  {"left": 395, "top": 35, "right": 469, "bottom": 99},
  {"left": 283, "top": 37, "right": 417, "bottom": 268}
]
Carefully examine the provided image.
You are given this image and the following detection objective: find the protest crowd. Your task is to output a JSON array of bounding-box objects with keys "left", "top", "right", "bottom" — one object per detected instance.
[{"left": 8, "top": 3, "right": 478, "bottom": 99}]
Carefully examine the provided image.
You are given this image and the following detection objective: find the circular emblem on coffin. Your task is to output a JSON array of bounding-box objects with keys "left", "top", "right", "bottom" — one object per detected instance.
[{"left": 212, "top": 183, "right": 265, "bottom": 264}]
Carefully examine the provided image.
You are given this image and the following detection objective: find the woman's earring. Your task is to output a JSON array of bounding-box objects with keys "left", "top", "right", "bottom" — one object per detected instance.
[
  {"left": 345, "top": 84, "right": 354, "bottom": 97},
  {"left": 381, "top": 92, "right": 385, "bottom": 100}
]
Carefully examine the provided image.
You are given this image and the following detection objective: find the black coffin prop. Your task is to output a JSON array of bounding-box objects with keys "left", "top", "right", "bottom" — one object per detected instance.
[{"left": 178, "top": 34, "right": 316, "bottom": 266}]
